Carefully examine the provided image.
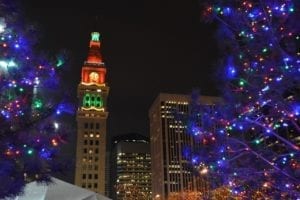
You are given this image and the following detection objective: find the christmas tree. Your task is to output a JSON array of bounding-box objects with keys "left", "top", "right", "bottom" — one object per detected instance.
[
  {"left": 0, "top": 2, "right": 73, "bottom": 198},
  {"left": 187, "top": 0, "right": 299, "bottom": 198}
]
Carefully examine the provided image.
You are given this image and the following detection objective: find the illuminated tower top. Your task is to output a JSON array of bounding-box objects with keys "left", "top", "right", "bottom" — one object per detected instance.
[
  {"left": 86, "top": 32, "right": 103, "bottom": 64},
  {"left": 81, "top": 32, "right": 106, "bottom": 85}
]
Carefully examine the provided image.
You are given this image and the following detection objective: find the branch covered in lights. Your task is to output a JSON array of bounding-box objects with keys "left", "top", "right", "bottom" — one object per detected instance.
[{"left": 187, "top": 0, "right": 300, "bottom": 198}]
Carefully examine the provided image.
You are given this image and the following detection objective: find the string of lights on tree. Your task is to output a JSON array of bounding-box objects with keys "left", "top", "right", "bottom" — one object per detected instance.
[
  {"left": 0, "top": 3, "right": 73, "bottom": 199},
  {"left": 186, "top": 0, "right": 299, "bottom": 198}
]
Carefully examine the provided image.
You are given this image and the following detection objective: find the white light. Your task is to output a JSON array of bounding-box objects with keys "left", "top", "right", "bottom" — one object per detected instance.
[
  {"left": 0, "top": 18, "right": 6, "bottom": 33},
  {"left": 200, "top": 168, "right": 208, "bottom": 174},
  {"left": 97, "top": 89, "right": 102, "bottom": 92},
  {"left": 0, "top": 60, "right": 17, "bottom": 69},
  {"left": 34, "top": 77, "right": 40, "bottom": 85},
  {"left": 0, "top": 61, "right": 7, "bottom": 68},
  {"left": 54, "top": 122, "right": 59, "bottom": 129}
]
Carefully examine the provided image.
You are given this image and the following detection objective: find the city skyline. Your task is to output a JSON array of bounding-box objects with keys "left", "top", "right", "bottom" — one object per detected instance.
[{"left": 24, "top": 0, "right": 219, "bottom": 138}]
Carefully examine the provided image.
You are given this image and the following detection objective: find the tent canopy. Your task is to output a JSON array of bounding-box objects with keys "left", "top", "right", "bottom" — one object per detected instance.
[{"left": 13, "top": 177, "right": 111, "bottom": 200}]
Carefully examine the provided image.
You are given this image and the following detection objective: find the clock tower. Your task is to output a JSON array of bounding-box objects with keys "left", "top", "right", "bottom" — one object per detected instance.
[{"left": 75, "top": 32, "right": 109, "bottom": 195}]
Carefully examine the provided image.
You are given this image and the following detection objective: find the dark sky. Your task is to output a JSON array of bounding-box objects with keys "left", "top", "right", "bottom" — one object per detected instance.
[{"left": 24, "top": 0, "right": 219, "bottom": 138}]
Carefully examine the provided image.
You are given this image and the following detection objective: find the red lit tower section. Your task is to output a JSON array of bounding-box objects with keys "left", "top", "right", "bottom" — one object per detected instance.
[{"left": 75, "top": 32, "right": 109, "bottom": 195}]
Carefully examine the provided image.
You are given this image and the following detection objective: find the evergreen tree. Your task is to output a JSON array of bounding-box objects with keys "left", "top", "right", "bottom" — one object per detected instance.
[{"left": 0, "top": 1, "right": 73, "bottom": 198}]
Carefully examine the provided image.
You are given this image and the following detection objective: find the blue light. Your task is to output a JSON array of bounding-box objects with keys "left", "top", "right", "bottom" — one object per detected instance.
[
  {"left": 293, "top": 105, "right": 300, "bottom": 116},
  {"left": 40, "top": 148, "right": 51, "bottom": 159},
  {"left": 56, "top": 109, "right": 61, "bottom": 115},
  {"left": 262, "top": 85, "right": 269, "bottom": 92},
  {"left": 227, "top": 66, "right": 236, "bottom": 79},
  {"left": 223, "top": 7, "right": 231, "bottom": 16}
]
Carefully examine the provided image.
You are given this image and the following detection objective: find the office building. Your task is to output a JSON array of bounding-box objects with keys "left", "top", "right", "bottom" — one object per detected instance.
[
  {"left": 149, "top": 93, "right": 221, "bottom": 199},
  {"left": 111, "top": 133, "right": 152, "bottom": 200}
]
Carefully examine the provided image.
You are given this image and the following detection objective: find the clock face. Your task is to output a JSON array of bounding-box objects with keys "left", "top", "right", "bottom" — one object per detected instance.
[{"left": 89, "top": 72, "right": 99, "bottom": 83}]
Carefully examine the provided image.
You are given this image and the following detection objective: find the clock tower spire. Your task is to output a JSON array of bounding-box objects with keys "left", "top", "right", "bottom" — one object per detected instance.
[{"left": 75, "top": 32, "right": 109, "bottom": 195}]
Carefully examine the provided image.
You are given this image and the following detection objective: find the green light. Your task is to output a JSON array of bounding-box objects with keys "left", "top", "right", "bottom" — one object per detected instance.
[
  {"left": 289, "top": 7, "right": 294, "bottom": 12},
  {"left": 19, "top": 88, "right": 24, "bottom": 92},
  {"left": 91, "top": 32, "right": 100, "bottom": 41},
  {"left": 216, "top": 7, "right": 221, "bottom": 12},
  {"left": 262, "top": 48, "right": 268, "bottom": 53},
  {"left": 27, "top": 149, "right": 34, "bottom": 155},
  {"left": 56, "top": 58, "right": 64, "bottom": 67},
  {"left": 83, "top": 93, "right": 90, "bottom": 107},
  {"left": 239, "top": 79, "right": 245, "bottom": 86},
  {"left": 95, "top": 96, "right": 103, "bottom": 108},
  {"left": 33, "top": 99, "right": 43, "bottom": 109},
  {"left": 274, "top": 124, "right": 280, "bottom": 129},
  {"left": 255, "top": 139, "right": 260, "bottom": 144},
  {"left": 83, "top": 93, "right": 103, "bottom": 108}
]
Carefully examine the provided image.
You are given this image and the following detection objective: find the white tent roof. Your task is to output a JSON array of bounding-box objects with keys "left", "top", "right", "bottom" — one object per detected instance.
[{"left": 13, "top": 177, "right": 111, "bottom": 200}]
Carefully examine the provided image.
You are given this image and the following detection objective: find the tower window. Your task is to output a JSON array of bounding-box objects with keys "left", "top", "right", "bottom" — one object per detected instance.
[
  {"left": 96, "top": 123, "right": 100, "bottom": 129},
  {"left": 83, "top": 94, "right": 91, "bottom": 107},
  {"left": 95, "top": 95, "right": 103, "bottom": 108}
]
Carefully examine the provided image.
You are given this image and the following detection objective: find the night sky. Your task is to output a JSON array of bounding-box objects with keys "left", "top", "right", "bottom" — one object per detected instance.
[{"left": 24, "top": 0, "right": 219, "bottom": 138}]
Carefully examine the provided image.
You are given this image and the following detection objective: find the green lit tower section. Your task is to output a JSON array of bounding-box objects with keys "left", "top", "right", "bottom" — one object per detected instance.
[{"left": 75, "top": 32, "right": 109, "bottom": 195}]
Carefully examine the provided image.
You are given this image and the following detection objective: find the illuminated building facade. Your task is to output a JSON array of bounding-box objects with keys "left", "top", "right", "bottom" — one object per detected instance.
[
  {"left": 75, "top": 32, "right": 109, "bottom": 195},
  {"left": 111, "top": 134, "right": 152, "bottom": 200},
  {"left": 149, "top": 93, "right": 222, "bottom": 199}
]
